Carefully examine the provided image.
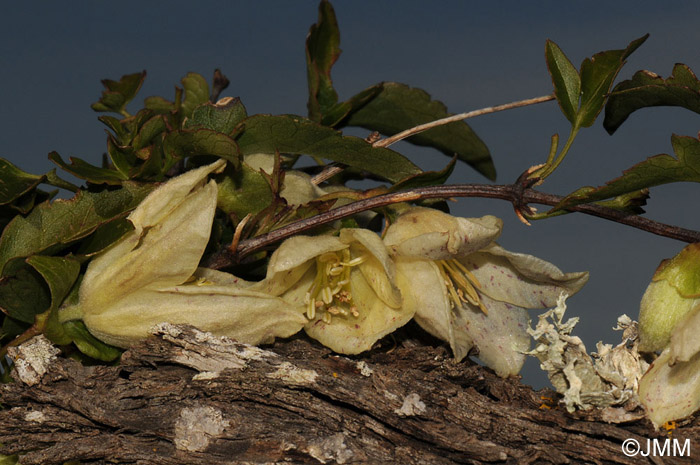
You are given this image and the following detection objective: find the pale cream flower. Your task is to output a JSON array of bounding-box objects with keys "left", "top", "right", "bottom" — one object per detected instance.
[
  {"left": 254, "top": 228, "right": 410, "bottom": 354},
  {"left": 59, "top": 160, "right": 307, "bottom": 348},
  {"left": 383, "top": 207, "right": 589, "bottom": 377}
]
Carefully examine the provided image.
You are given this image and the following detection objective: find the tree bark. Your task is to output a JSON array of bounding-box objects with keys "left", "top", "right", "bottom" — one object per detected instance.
[{"left": 1, "top": 324, "right": 697, "bottom": 465}]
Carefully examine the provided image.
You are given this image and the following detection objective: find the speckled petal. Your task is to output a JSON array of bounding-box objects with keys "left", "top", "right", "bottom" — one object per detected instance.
[
  {"left": 383, "top": 207, "right": 502, "bottom": 260},
  {"left": 461, "top": 243, "right": 588, "bottom": 309},
  {"left": 638, "top": 346, "right": 700, "bottom": 427}
]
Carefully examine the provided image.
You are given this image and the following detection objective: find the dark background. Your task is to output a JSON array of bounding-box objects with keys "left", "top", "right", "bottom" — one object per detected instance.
[{"left": 3, "top": 1, "right": 700, "bottom": 387}]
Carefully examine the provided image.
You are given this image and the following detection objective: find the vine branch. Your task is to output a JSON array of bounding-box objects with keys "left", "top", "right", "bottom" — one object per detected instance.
[{"left": 203, "top": 184, "right": 700, "bottom": 270}]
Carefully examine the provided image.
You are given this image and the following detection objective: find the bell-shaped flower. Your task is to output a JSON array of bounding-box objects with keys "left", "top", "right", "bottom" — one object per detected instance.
[
  {"left": 253, "top": 228, "right": 410, "bottom": 354},
  {"left": 637, "top": 243, "right": 700, "bottom": 427},
  {"left": 59, "top": 160, "right": 307, "bottom": 348},
  {"left": 383, "top": 207, "right": 589, "bottom": 377}
]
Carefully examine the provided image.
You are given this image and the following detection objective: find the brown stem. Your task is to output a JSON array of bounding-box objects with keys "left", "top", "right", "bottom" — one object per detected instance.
[{"left": 203, "top": 184, "right": 700, "bottom": 269}]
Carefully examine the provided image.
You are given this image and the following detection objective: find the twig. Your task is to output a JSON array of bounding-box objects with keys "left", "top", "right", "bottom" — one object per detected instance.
[
  {"left": 202, "top": 184, "right": 700, "bottom": 269},
  {"left": 373, "top": 94, "right": 556, "bottom": 149},
  {"left": 210, "top": 69, "right": 230, "bottom": 103}
]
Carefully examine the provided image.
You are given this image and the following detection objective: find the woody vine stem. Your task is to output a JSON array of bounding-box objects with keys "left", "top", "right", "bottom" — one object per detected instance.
[{"left": 203, "top": 94, "right": 700, "bottom": 269}]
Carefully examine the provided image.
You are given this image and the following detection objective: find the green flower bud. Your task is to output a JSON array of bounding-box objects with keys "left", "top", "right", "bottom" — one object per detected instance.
[{"left": 638, "top": 243, "right": 700, "bottom": 353}]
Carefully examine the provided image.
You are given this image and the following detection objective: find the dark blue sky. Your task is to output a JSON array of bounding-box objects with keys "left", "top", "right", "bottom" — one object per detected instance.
[{"left": 3, "top": 2, "right": 700, "bottom": 386}]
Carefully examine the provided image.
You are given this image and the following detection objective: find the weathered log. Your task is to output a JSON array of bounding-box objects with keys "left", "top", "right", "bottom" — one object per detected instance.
[{"left": 1, "top": 324, "right": 697, "bottom": 464}]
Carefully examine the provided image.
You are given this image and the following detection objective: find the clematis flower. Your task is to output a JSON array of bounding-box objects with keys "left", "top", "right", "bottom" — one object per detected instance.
[
  {"left": 383, "top": 207, "right": 589, "bottom": 377},
  {"left": 637, "top": 243, "right": 700, "bottom": 427},
  {"left": 59, "top": 160, "right": 307, "bottom": 348},
  {"left": 253, "top": 228, "right": 410, "bottom": 354}
]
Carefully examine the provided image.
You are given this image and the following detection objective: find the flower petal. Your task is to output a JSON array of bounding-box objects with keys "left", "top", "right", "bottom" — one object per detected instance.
[
  {"left": 82, "top": 284, "right": 307, "bottom": 348},
  {"left": 394, "top": 257, "right": 472, "bottom": 360},
  {"left": 670, "top": 304, "right": 700, "bottom": 364},
  {"left": 455, "top": 294, "right": 531, "bottom": 377},
  {"left": 340, "top": 228, "right": 402, "bottom": 308},
  {"left": 82, "top": 169, "right": 221, "bottom": 312},
  {"left": 639, "top": 279, "right": 700, "bottom": 353},
  {"left": 462, "top": 243, "right": 588, "bottom": 308},
  {"left": 384, "top": 207, "right": 502, "bottom": 260},
  {"left": 638, "top": 346, "right": 700, "bottom": 427},
  {"left": 304, "top": 267, "right": 412, "bottom": 354}
]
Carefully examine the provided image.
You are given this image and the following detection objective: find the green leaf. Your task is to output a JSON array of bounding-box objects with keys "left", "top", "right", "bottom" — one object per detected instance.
[
  {"left": 49, "top": 151, "right": 128, "bottom": 185},
  {"left": 344, "top": 82, "right": 494, "bottom": 180},
  {"left": 162, "top": 129, "right": 241, "bottom": 171},
  {"left": 576, "top": 34, "right": 648, "bottom": 128},
  {"left": 131, "top": 114, "right": 167, "bottom": 151},
  {"left": 545, "top": 40, "right": 581, "bottom": 125},
  {"left": 321, "top": 83, "right": 383, "bottom": 128},
  {"left": 185, "top": 97, "right": 248, "bottom": 134},
  {"left": 144, "top": 95, "right": 175, "bottom": 114},
  {"left": 25, "top": 255, "right": 80, "bottom": 345},
  {"left": 389, "top": 156, "right": 457, "bottom": 191},
  {"left": 0, "top": 182, "right": 154, "bottom": 274},
  {"left": 91, "top": 71, "right": 146, "bottom": 115},
  {"left": 62, "top": 320, "right": 122, "bottom": 362},
  {"left": 180, "top": 72, "right": 210, "bottom": 120},
  {"left": 306, "top": 0, "right": 341, "bottom": 121},
  {"left": 0, "top": 258, "right": 50, "bottom": 324},
  {"left": 98, "top": 115, "right": 131, "bottom": 144},
  {"left": 604, "top": 64, "right": 700, "bottom": 134},
  {"left": 235, "top": 114, "right": 421, "bottom": 183},
  {"left": 216, "top": 163, "right": 274, "bottom": 217},
  {"left": 555, "top": 135, "right": 700, "bottom": 210},
  {"left": 76, "top": 217, "right": 134, "bottom": 257},
  {"left": 0, "top": 158, "right": 44, "bottom": 205}
]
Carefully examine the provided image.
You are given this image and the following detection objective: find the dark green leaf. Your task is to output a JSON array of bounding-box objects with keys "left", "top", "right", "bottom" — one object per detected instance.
[
  {"left": 0, "top": 182, "right": 153, "bottom": 274},
  {"left": 604, "top": 64, "right": 700, "bottom": 134},
  {"left": 26, "top": 255, "right": 81, "bottom": 345},
  {"left": 131, "top": 115, "right": 167, "bottom": 151},
  {"left": 163, "top": 129, "right": 241, "bottom": 171},
  {"left": 1, "top": 315, "right": 29, "bottom": 342},
  {"left": 107, "top": 137, "right": 138, "bottom": 177},
  {"left": 77, "top": 216, "right": 134, "bottom": 257},
  {"left": 0, "top": 158, "right": 44, "bottom": 205},
  {"left": 216, "top": 163, "right": 274, "bottom": 217},
  {"left": 306, "top": 0, "right": 341, "bottom": 121},
  {"left": 390, "top": 156, "right": 457, "bottom": 191},
  {"left": 185, "top": 97, "right": 248, "bottom": 134},
  {"left": 91, "top": 71, "right": 146, "bottom": 115},
  {"left": 555, "top": 135, "right": 700, "bottom": 210},
  {"left": 62, "top": 320, "right": 122, "bottom": 362},
  {"left": 545, "top": 40, "right": 581, "bottom": 125},
  {"left": 49, "top": 151, "right": 128, "bottom": 185},
  {"left": 0, "top": 259, "right": 50, "bottom": 324},
  {"left": 44, "top": 170, "right": 80, "bottom": 192},
  {"left": 98, "top": 115, "right": 131, "bottom": 144},
  {"left": 344, "top": 82, "right": 494, "bottom": 180},
  {"left": 180, "top": 73, "right": 210, "bottom": 120},
  {"left": 235, "top": 114, "right": 421, "bottom": 183},
  {"left": 594, "top": 189, "right": 648, "bottom": 215},
  {"left": 321, "top": 83, "right": 383, "bottom": 128},
  {"left": 144, "top": 95, "right": 175, "bottom": 114},
  {"left": 576, "top": 34, "right": 648, "bottom": 128}
]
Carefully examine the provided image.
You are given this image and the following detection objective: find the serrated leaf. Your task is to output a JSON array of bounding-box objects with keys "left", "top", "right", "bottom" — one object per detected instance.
[
  {"left": 107, "top": 137, "right": 137, "bottom": 177},
  {"left": 0, "top": 258, "right": 50, "bottom": 324},
  {"left": 0, "top": 182, "right": 154, "bottom": 274},
  {"left": 98, "top": 115, "right": 131, "bottom": 144},
  {"left": 545, "top": 40, "right": 581, "bottom": 125},
  {"left": 63, "top": 320, "right": 122, "bottom": 361},
  {"left": 321, "top": 83, "right": 383, "bottom": 128},
  {"left": 306, "top": 0, "right": 341, "bottom": 121},
  {"left": 216, "top": 163, "right": 274, "bottom": 217},
  {"left": 389, "top": 156, "right": 457, "bottom": 191},
  {"left": 555, "top": 135, "right": 700, "bottom": 210},
  {"left": 49, "top": 151, "right": 128, "bottom": 185},
  {"left": 344, "top": 82, "right": 494, "bottom": 180},
  {"left": 0, "top": 158, "right": 44, "bottom": 205},
  {"left": 185, "top": 97, "right": 248, "bottom": 134},
  {"left": 604, "top": 64, "right": 700, "bottom": 134},
  {"left": 162, "top": 129, "right": 241, "bottom": 172},
  {"left": 144, "top": 95, "right": 175, "bottom": 114},
  {"left": 576, "top": 34, "right": 648, "bottom": 128},
  {"left": 180, "top": 72, "right": 210, "bottom": 120},
  {"left": 91, "top": 71, "right": 146, "bottom": 115},
  {"left": 235, "top": 114, "right": 421, "bottom": 183}
]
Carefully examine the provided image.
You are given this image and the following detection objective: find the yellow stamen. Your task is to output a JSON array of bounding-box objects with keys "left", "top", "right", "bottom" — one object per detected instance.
[{"left": 437, "top": 259, "right": 488, "bottom": 315}]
